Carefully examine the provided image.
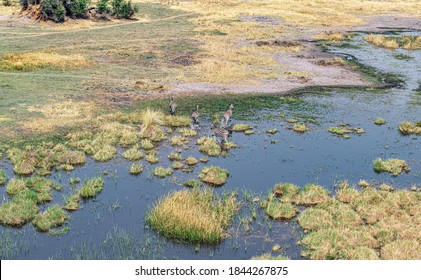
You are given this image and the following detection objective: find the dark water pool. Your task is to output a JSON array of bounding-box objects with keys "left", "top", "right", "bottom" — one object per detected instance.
[{"left": 0, "top": 32, "right": 420, "bottom": 260}]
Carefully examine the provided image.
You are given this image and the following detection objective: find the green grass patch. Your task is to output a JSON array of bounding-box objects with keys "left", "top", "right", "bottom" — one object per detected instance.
[
  {"left": 129, "top": 163, "right": 143, "bottom": 175},
  {"left": 373, "top": 158, "right": 410, "bottom": 176},
  {"left": 153, "top": 167, "right": 173, "bottom": 178},
  {"left": 0, "top": 196, "right": 38, "bottom": 227},
  {"left": 168, "top": 152, "right": 182, "bottom": 161},
  {"left": 79, "top": 177, "right": 105, "bottom": 199},
  {"left": 197, "top": 137, "right": 221, "bottom": 157},
  {"left": 0, "top": 170, "right": 6, "bottom": 186},
  {"left": 296, "top": 184, "right": 330, "bottom": 206},
  {"left": 272, "top": 183, "right": 300, "bottom": 203},
  {"left": 185, "top": 157, "right": 198, "bottom": 166},
  {"left": 232, "top": 123, "right": 252, "bottom": 132},
  {"left": 122, "top": 146, "right": 144, "bottom": 161},
  {"left": 374, "top": 118, "right": 387, "bottom": 126},
  {"left": 33, "top": 205, "right": 69, "bottom": 232},
  {"left": 183, "top": 179, "right": 202, "bottom": 188},
  {"left": 146, "top": 189, "right": 237, "bottom": 244},
  {"left": 265, "top": 200, "right": 297, "bottom": 220},
  {"left": 398, "top": 121, "right": 421, "bottom": 135},
  {"left": 63, "top": 194, "right": 81, "bottom": 211},
  {"left": 199, "top": 166, "right": 229, "bottom": 186}
]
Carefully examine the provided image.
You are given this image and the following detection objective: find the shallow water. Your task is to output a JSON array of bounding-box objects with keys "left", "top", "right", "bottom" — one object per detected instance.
[{"left": 0, "top": 32, "right": 420, "bottom": 260}]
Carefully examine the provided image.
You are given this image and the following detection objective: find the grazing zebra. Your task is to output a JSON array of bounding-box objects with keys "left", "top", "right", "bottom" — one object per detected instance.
[
  {"left": 169, "top": 95, "right": 177, "bottom": 115},
  {"left": 192, "top": 105, "right": 200, "bottom": 125},
  {"left": 211, "top": 123, "right": 232, "bottom": 144},
  {"left": 222, "top": 104, "right": 234, "bottom": 127}
]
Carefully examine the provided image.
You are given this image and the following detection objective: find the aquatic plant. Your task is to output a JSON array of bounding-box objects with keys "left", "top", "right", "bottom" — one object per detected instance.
[
  {"left": 172, "top": 161, "right": 183, "bottom": 170},
  {"left": 358, "top": 179, "right": 370, "bottom": 188},
  {"left": 266, "top": 129, "right": 278, "bottom": 134},
  {"left": 232, "top": 123, "right": 252, "bottom": 132},
  {"left": 178, "top": 128, "right": 197, "bottom": 137},
  {"left": 272, "top": 183, "right": 300, "bottom": 203},
  {"left": 170, "top": 135, "right": 185, "bottom": 146},
  {"left": 129, "top": 163, "right": 143, "bottom": 175},
  {"left": 296, "top": 184, "right": 330, "bottom": 206},
  {"left": 183, "top": 179, "right": 202, "bottom": 188},
  {"left": 0, "top": 170, "right": 6, "bottom": 186},
  {"left": 153, "top": 167, "right": 173, "bottom": 178},
  {"left": 293, "top": 123, "right": 308, "bottom": 133},
  {"left": 93, "top": 145, "right": 117, "bottom": 162},
  {"left": 145, "top": 152, "right": 159, "bottom": 164},
  {"left": 328, "top": 126, "right": 352, "bottom": 135},
  {"left": 56, "top": 150, "right": 86, "bottom": 165},
  {"left": 140, "top": 139, "right": 155, "bottom": 150},
  {"left": 63, "top": 194, "right": 81, "bottom": 211},
  {"left": 265, "top": 198, "right": 298, "bottom": 220},
  {"left": 122, "top": 146, "right": 143, "bottom": 161},
  {"left": 146, "top": 189, "right": 237, "bottom": 243},
  {"left": 79, "top": 177, "right": 105, "bottom": 198},
  {"left": 6, "top": 177, "right": 53, "bottom": 204},
  {"left": 198, "top": 166, "right": 229, "bottom": 186},
  {"left": 244, "top": 130, "right": 255, "bottom": 135},
  {"left": 374, "top": 118, "right": 387, "bottom": 126},
  {"left": 373, "top": 158, "right": 410, "bottom": 176},
  {"left": 398, "top": 121, "right": 421, "bottom": 135},
  {"left": 197, "top": 137, "right": 221, "bottom": 157},
  {"left": 185, "top": 157, "right": 198, "bottom": 166},
  {"left": 69, "top": 177, "right": 81, "bottom": 185},
  {"left": 168, "top": 152, "right": 182, "bottom": 161},
  {"left": 0, "top": 196, "right": 38, "bottom": 227},
  {"left": 199, "top": 157, "right": 209, "bottom": 163},
  {"left": 163, "top": 115, "right": 191, "bottom": 127},
  {"left": 139, "top": 108, "right": 164, "bottom": 138},
  {"left": 33, "top": 205, "right": 68, "bottom": 232}
]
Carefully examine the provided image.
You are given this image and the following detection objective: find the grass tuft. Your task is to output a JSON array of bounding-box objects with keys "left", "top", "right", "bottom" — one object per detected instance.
[
  {"left": 398, "top": 121, "right": 421, "bottom": 135},
  {"left": 293, "top": 123, "right": 308, "bottom": 133},
  {"left": 129, "top": 163, "right": 143, "bottom": 175},
  {"left": 199, "top": 166, "right": 229, "bottom": 186},
  {"left": 373, "top": 158, "right": 410, "bottom": 176},
  {"left": 146, "top": 189, "right": 237, "bottom": 244},
  {"left": 33, "top": 205, "right": 68, "bottom": 232},
  {"left": 374, "top": 118, "right": 387, "bottom": 126},
  {"left": 197, "top": 137, "right": 221, "bottom": 156},
  {"left": 153, "top": 167, "right": 173, "bottom": 178},
  {"left": 79, "top": 177, "right": 105, "bottom": 199}
]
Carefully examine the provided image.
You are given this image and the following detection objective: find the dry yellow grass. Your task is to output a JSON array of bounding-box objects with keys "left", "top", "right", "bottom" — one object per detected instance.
[
  {"left": 0, "top": 52, "right": 91, "bottom": 71},
  {"left": 21, "top": 101, "right": 98, "bottom": 133}
]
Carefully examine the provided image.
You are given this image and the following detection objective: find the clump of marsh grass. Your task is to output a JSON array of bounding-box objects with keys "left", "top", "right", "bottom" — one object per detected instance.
[
  {"left": 232, "top": 123, "right": 252, "bottom": 132},
  {"left": 222, "top": 141, "right": 237, "bottom": 150},
  {"left": 198, "top": 166, "right": 229, "bottom": 186},
  {"left": 200, "top": 157, "right": 209, "bottom": 163},
  {"left": 373, "top": 158, "right": 410, "bottom": 176},
  {"left": 93, "top": 145, "right": 117, "bottom": 162},
  {"left": 122, "top": 146, "right": 143, "bottom": 161},
  {"left": 183, "top": 179, "right": 202, "bottom": 188},
  {"left": 296, "top": 184, "right": 330, "bottom": 206},
  {"left": 293, "top": 123, "right": 308, "bottom": 133},
  {"left": 146, "top": 189, "right": 237, "bottom": 243},
  {"left": 185, "top": 157, "right": 198, "bottom": 166},
  {"left": 79, "top": 177, "right": 104, "bottom": 198},
  {"left": 140, "top": 139, "right": 155, "bottom": 150},
  {"left": 172, "top": 161, "right": 183, "bottom": 170},
  {"left": 379, "top": 183, "right": 394, "bottom": 192},
  {"left": 139, "top": 109, "right": 164, "bottom": 138},
  {"left": 287, "top": 119, "right": 298, "bottom": 123},
  {"left": 170, "top": 135, "right": 186, "bottom": 146},
  {"left": 6, "top": 177, "right": 53, "bottom": 204},
  {"left": 328, "top": 126, "right": 352, "bottom": 135},
  {"left": 365, "top": 34, "right": 421, "bottom": 50},
  {"left": 63, "top": 194, "right": 80, "bottom": 211},
  {"left": 266, "top": 128, "right": 278, "bottom": 134},
  {"left": 178, "top": 128, "right": 197, "bottom": 137},
  {"left": 398, "top": 121, "right": 421, "bottom": 135},
  {"left": 0, "top": 196, "right": 38, "bottom": 227},
  {"left": 69, "top": 177, "right": 81, "bottom": 185},
  {"left": 129, "top": 163, "right": 143, "bottom": 175},
  {"left": 374, "top": 118, "right": 387, "bottom": 126},
  {"left": 59, "top": 164, "right": 75, "bottom": 171},
  {"left": 244, "top": 130, "right": 255, "bottom": 135},
  {"left": 328, "top": 126, "right": 365, "bottom": 138},
  {"left": 168, "top": 152, "right": 182, "bottom": 161},
  {"left": 153, "top": 167, "right": 173, "bottom": 178},
  {"left": 272, "top": 183, "right": 300, "bottom": 203},
  {"left": 33, "top": 205, "right": 68, "bottom": 232},
  {"left": 381, "top": 240, "right": 420, "bottom": 260},
  {"left": 197, "top": 137, "right": 221, "bottom": 156},
  {"left": 145, "top": 152, "right": 159, "bottom": 164},
  {"left": 359, "top": 179, "right": 370, "bottom": 188},
  {"left": 163, "top": 115, "right": 191, "bottom": 127},
  {"left": 265, "top": 197, "right": 297, "bottom": 220},
  {"left": 0, "top": 170, "right": 6, "bottom": 185},
  {"left": 56, "top": 150, "right": 86, "bottom": 165}
]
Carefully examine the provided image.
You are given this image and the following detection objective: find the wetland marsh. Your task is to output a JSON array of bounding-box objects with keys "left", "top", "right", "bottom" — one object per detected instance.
[{"left": 0, "top": 1, "right": 420, "bottom": 261}]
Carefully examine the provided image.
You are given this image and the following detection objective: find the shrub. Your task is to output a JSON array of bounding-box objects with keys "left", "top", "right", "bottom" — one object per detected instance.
[
  {"left": 40, "top": 0, "right": 66, "bottom": 22},
  {"left": 96, "top": 0, "right": 110, "bottom": 13},
  {"left": 110, "top": 0, "right": 138, "bottom": 19}
]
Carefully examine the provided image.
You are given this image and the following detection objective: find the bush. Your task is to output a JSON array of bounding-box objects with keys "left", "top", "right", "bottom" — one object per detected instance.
[
  {"left": 3, "top": 0, "right": 13, "bottom": 7},
  {"left": 110, "top": 0, "right": 138, "bottom": 19},
  {"left": 96, "top": 0, "right": 109, "bottom": 13},
  {"left": 40, "top": 0, "right": 66, "bottom": 22},
  {"left": 64, "top": 0, "right": 90, "bottom": 18},
  {"left": 19, "top": 0, "right": 39, "bottom": 10}
]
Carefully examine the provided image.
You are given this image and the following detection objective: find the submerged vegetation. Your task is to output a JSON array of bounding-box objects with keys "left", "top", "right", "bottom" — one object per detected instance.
[{"left": 146, "top": 189, "right": 237, "bottom": 244}]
